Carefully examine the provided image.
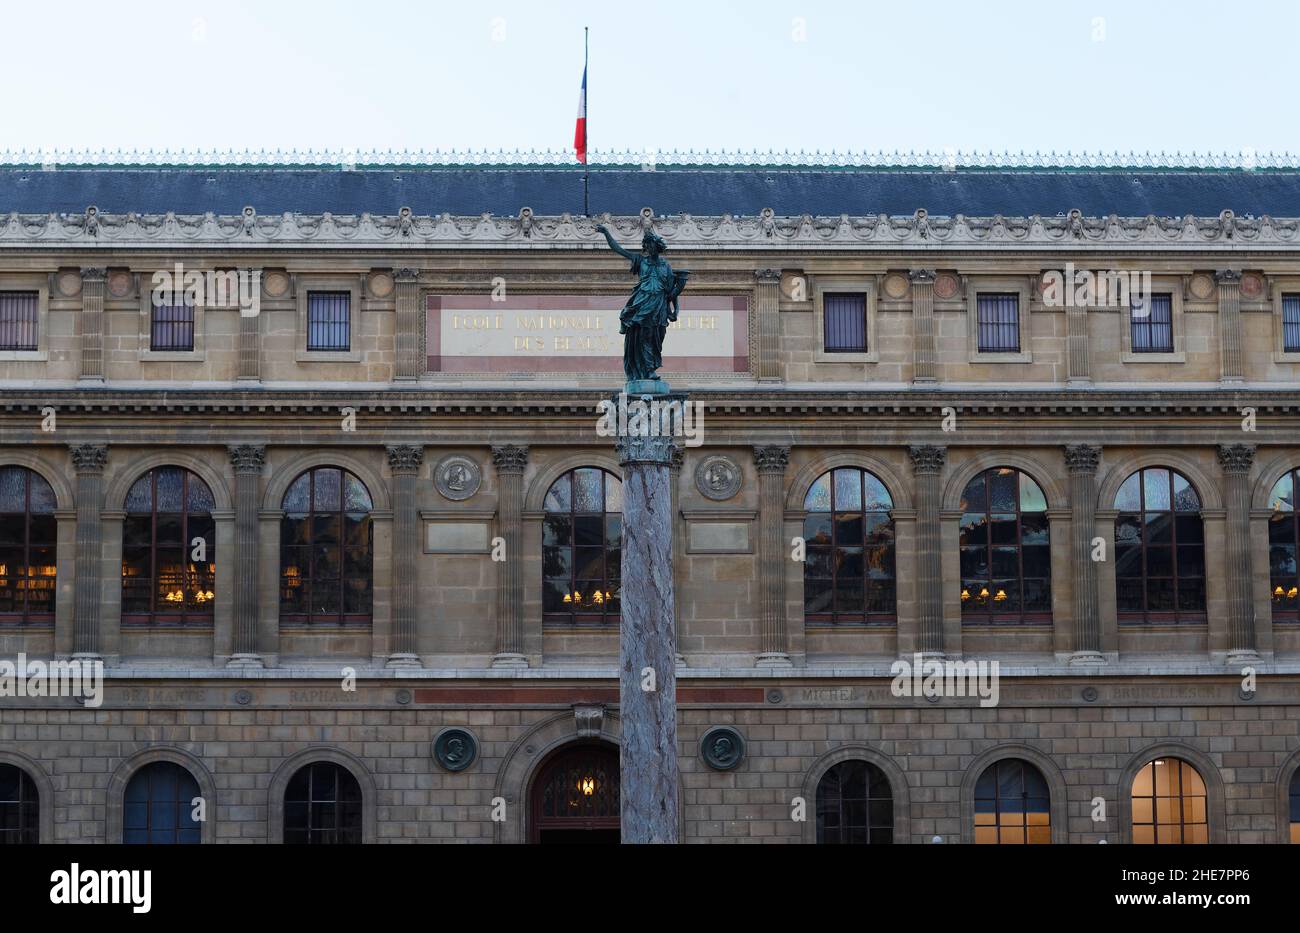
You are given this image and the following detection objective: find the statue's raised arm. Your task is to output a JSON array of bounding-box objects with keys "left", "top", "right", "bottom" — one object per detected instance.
[{"left": 595, "top": 223, "right": 638, "bottom": 262}]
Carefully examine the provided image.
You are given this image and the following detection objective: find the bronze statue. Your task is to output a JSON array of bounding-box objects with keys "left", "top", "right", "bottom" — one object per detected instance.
[{"left": 596, "top": 223, "right": 689, "bottom": 389}]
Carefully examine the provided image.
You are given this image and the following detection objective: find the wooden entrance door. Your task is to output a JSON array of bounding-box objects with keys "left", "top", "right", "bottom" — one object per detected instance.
[{"left": 530, "top": 742, "right": 620, "bottom": 844}]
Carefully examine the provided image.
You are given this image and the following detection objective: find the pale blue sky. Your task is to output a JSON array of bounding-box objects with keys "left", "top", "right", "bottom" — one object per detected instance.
[{"left": 2, "top": 0, "right": 1295, "bottom": 158}]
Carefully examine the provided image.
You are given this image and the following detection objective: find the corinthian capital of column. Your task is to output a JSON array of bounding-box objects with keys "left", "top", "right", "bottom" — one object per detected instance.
[
  {"left": 69, "top": 444, "right": 108, "bottom": 473},
  {"left": 1064, "top": 444, "right": 1102, "bottom": 474},
  {"left": 1217, "top": 443, "right": 1256, "bottom": 474},
  {"left": 386, "top": 444, "right": 425, "bottom": 474},
  {"left": 491, "top": 444, "right": 529, "bottom": 473},
  {"left": 228, "top": 444, "right": 266, "bottom": 474},
  {"left": 908, "top": 444, "right": 946, "bottom": 475},
  {"left": 752, "top": 445, "right": 790, "bottom": 474}
]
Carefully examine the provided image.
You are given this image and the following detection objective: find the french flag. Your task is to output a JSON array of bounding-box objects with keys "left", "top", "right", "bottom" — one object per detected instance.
[{"left": 574, "top": 58, "right": 587, "bottom": 165}]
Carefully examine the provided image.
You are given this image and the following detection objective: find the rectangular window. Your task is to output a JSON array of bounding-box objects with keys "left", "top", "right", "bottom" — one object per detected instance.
[
  {"left": 0, "top": 291, "right": 39, "bottom": 351},
  {"left": 1284, "top": 294, "right": 1300, "bottom": 352},
  {"left": 976, "top": 293, "right": 1020, "bottom": 352},
  {"left": 1131, "top": 293, "right": 1174, "bottom": 353},
  {"left": 823, "top": 292, "right": 867, "bottom": 352},
  {"left": 150, "top": 301, "right": 195, "bottom": 351},
  {"left": 307, "top": 291, "right": 351, "bottom": 351}
]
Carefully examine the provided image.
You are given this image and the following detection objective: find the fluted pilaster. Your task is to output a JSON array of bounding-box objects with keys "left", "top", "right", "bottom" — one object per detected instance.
[
  {"left": 227, "top": 445, "right": 266, "bottom": 666},
  {"left": 909, "top": 445, "right": 946, "bottom": 655},
  {"left": 753, "top": 445, "right": 791, "bottom": 666},
  {"left": 1218, "top": 443, "right": 1258, "bottom": 661},
  {"left": 70, "top": 444, "right": 107, "bottom": 657},
  {"left": 910, "top": 269, "right": 937, "bottom": 383},
  {"left": 1217, "top": 270, "right": 1244, "bottom": 384},
  {"left": 491, "top": 444, "right": 529, "bottom": 667},
  {"left": 79, "top": 269, "right": 106, "bottom": 381},
  {"left": 386, "top": 445, "right": 424, "bottom": 667},
  {"left": 394, "top": 268, "right": 423, "bottom": 381},
  {"left": 754, "top": 268, "right": 782, "bottom": 383},
  {"left": 1064, "top": 445, "right": 1104, "bottom": 662}
]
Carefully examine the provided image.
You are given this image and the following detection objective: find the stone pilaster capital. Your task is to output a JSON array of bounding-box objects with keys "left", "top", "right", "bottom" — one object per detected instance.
[
  {"left": 80, "top": 267, "right": 107, "bottom": 283},
  {"left": 1217, "top": 443, "right": 1256, "bottom": 474},
  {"left": 1063, "top": 444, "right": 1102, "bottom": 475},
  {"left": 227, "top": 444, "right": 266, "bottom": 474},
  {"left": 908, "top": 444, "right": 946, "bottom": 475},
  {"left": 754, "top": 268, "right": 782, "bottom": 286},
  {"left": 752, "top": 445, "right": 791, "bottom": 475},
  {"left": 386, "top": 444, "right": 425, "bottom": 474},
  {"left": 669, "top": 443, "right": 685, "bottom": 473},
  {"left": 394, "top": 268, "right": 421, "bottom": 283},
  {"left": 1215, "top": 269, "right": 1242, "bottom": 286},
  {"left": 617, "top": 434, "right": 676, "bottom": 466},
  {"left": 908, "top": 268, "right": 936, "bottom": 283},
  {"left": 491, "top": 444, "right": 530, "bottom": 474},
  {"left": 68, "top": 444, "right": 108, "bottom": 473}
]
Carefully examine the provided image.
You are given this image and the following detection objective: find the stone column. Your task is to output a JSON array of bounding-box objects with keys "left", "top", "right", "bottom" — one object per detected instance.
[
  {"left": 617, "top": 427, "right": 680, "bottom": 844},
  {"left": 1217, "top": 270, "right": 1244, "bottom": 384},
  {"left": 669, "top": 444, "right": 686, "bottom": 668},
  {"left": 753, "top": 445, "right": 792, "bottom": 667},
  {"left": 1065, "top": 277, "right": 1092, "bottom": 385},
  {"left": 1064, "top": 445, "right": 1104, "bottom": 663},
  {"left": 393, "top": 268, "right": 423, "bottom": 382},
  {"left": 237, "top": 268, "right": 261, "bottom": 382},
  {"left": 386, "top": 444, "right": 424, "bottom": 667},
  {"left": 79, "top": 268, "right": 106, "bottom": 382},
  {"left": 909, "top": 445, "right": 947, "bottom": 656},
  {"left": 1218, "top": 444, "right": 1259, "bottom": 662},
  {"left": 70, "top": 444, "right": 107, "bottom": 658},
  {"left": 491, "top": 444, "right": 529, "bottom": 668},
  {"left": 227, "top": 445, "right": 265, "bottom": 667},
  {"left": 909, "top": 269, "right": 937, "bottom": 383},
  {"left": 754, "top": 269, "right": 782, "bottom": 383}
]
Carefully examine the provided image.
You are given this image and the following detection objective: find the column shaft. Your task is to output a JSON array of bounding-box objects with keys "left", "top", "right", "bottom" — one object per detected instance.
[
  {"left": 386, "top": 445, "right": 424, "bottom": 666},
  {"left": 1218, "top": 270, "right": 1244, "bottom": 383},
  {"left": 1219, "top": 444, "right": 1258, "bottom": 660},
  {"left": 909, "top": 445, "right": 946, "bottom": 655},
  {"left": 79, "top": 268, "right": 106, "bottom": 381},
  {"left": 394, "top": 269, "right": 422, "bottom": 381},
  {"left": 491, "top": 445, "right": 529, "bottom": 667},
  {"left": 70, "top": 444, "right": 108, "bottom": 657},
  {"left": 228, "top": 446, "right": 265, "bottom": 665},
  {"left": 910, "top": 269, "right": 936, "bottom": 383},
  {"left": 754, "top": 269, "right": 782, "bottom": 382},
  {"left": 753, "top": 445, "right": 791, "bottom": 665},
  {"left": 1065, "top": 445, "right": 1103, "bottom": 661}
]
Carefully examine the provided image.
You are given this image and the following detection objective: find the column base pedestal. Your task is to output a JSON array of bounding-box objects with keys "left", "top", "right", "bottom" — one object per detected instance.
[
  {"left": 385, "top": 653, "right": 423, "bottom": 669},
  {"left": 1226, "top": 649, "right": 1260, "bottom": 666},
  {"left": 71, "top": 651, "right": 102, "bottom": 663},
  {"left": 675, "top": 654, "right": 686, "bottom": 669},
  {"left": 490, "top": 652, "right": 529, "bottom": 669},
  {"left": 1067, "top": 650, "right": 1107, "bottom": 666},
  {"left": 755, "top": 652, "right": 792, "bottom": 668},
  {"left": 226, "top": 653, "right": 264, "bottom": 669}
]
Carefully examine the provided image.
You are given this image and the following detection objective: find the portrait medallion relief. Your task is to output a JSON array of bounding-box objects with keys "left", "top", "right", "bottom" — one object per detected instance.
[
  {"left": 933, "top": 272, "right": 960, "bottom": 300},
  {"left": 694, "top": 454, "right": 742, "bottom": 501},
  {"left": 434, "top": 454, "right": 482, "bottom": 501}
]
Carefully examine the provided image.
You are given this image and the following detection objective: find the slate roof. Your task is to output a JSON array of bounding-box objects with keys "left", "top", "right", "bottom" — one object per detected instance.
[{"left": 1, "top": 165, "right": 1299, "bottom": 218}]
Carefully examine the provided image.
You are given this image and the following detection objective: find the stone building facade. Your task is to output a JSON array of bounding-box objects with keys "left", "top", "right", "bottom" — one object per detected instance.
[{"left": 1, "top": 158, "right": 1300, "bottom": 843}]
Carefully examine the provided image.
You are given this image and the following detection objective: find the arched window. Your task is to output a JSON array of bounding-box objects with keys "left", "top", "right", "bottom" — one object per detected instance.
[
  {"left": 1289, "top": 769, "right": 1300, "bottom": 843},
  {"left": 123, "top": 761, "right": 201, "bottom": 844},
  {"left": 803, "top": 468, "right": 896, "bottom": 623},
  {"left": 531, "top": 743, "right": 620, "bottom": 843},
  {"left": 1267, "top": 469, "right": 1300, "bottom": 622},
  {"left": 279, "top": 467, "right": 373, "bottom": 625},
  {"left": 816, "top": 759, "right": 893, "bottom": 844},
  {"left": 122, "top": 467, "right": 215, "bottom": 625},
  {"left": 974, "top": 758, "right": 1051, "bottom": 844},
  {"left": 1114, "top": 467, "right": 1205, "bottom": 623},
  {"left": 0, "top": 467, "right": 57, "bottom": 625},
  {"left": 959, "top": 468, "right": 1051, "bottom": 623},
  {"left": 543, "top": 468, "right": 621, "bottom": 625},
  {"left": 1131, "top": 757, "right": 1208, "bottom": 844},
  {"left": 284, "top": 762, "right": 362, "bottom": 844},
  {"left": 0, "top": 763, "right": 39, "bottom": 844}
]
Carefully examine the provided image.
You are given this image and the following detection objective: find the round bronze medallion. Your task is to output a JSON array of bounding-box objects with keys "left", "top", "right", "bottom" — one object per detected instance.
[
  {"left": 434, "top": 454, "right": 482, "bottom": 501},
  {"left": 694, "top": 455, "right": 742, "bottom": 501},
  {"left": 700, "top": 726, "right": 745, "bottom": 771},
  {"left": 432, "top": 728, "right": 478, "bottom": 772}
]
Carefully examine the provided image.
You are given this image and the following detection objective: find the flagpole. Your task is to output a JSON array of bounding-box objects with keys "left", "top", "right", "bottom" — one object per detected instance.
[{"left": 583, "top": 26, "right": 590, "bottom": 216}]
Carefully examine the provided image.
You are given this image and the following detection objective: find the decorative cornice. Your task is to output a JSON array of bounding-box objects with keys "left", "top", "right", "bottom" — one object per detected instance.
[
  {"left": 386, "top": 444, "right": 424, "bottom": 474},
  {"left": 1063, "top": 444, "right": 1102, "bottom": 474},
  {"left": 1, "top": 207, "right": 1296, "bottom": 251},
  {"left": 68, "top": 443, "right": 108, "bottom": 473},
  {"left": 227, "top": 444, "right": 266, "bottom": 474},
  {"left": 1217, "top": 443, "right": 1256, "bottom": 474},
  {"left": 908, "top": 444, "right": 947, "bottom": 475},
  {"left": 491, "top": 444, "right": 529, "bottom": 473},
  {"left": 752, "top": 445, "right": 791, "bottom": 474}
]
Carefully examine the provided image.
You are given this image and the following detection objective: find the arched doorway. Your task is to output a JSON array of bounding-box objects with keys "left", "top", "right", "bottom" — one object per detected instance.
[{"left": 530, "top": 742, "right": 619, "bottom": 844}]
